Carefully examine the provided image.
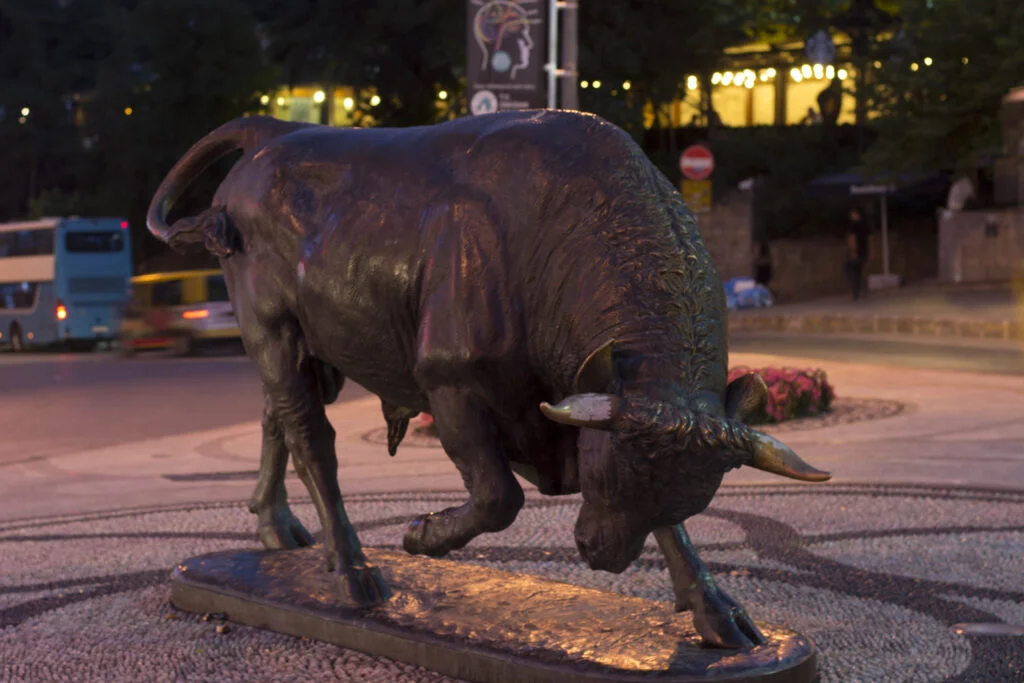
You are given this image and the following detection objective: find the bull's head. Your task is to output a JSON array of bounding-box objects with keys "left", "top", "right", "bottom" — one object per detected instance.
[{"left": 540, "top": 341, "right": 830, "bottom": 573}]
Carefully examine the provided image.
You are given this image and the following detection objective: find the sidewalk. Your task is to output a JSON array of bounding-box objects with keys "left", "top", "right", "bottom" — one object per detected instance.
[
  {"left": 1, "top": 352, "right": 1023, "bottom": 682},
  {"left": 2, "top": 351, "right": 1023, "bottom": 521},
  {"left": 730, "top": 280, "right": 1024, "bottom": 342}
]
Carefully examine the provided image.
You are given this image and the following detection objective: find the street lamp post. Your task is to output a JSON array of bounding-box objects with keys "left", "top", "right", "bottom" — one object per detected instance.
[
  {"left": 545, "top": 0, "right": 579, "bottom": 110},
  {"left": 560, "top": 1, "right": 579, "bottom": 111}
]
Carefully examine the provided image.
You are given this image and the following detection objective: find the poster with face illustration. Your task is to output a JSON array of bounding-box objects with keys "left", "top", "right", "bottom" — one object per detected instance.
[{"left": 467, "top": 0, "right": 549, "bottom": 115}]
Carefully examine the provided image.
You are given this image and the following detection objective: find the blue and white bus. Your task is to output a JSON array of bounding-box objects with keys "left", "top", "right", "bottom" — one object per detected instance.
[{"left": 0, "top": 217, "right": 133, "bottom": 351}]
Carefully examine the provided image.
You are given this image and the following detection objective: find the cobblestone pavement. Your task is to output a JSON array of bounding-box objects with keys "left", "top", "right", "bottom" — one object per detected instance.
[{"left": 2, "top": 484, "right": 1022, "bottom": 682}]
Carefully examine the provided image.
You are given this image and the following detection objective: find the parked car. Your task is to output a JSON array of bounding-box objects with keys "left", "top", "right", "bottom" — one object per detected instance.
[{"left": 724, "top": 276, "right": 774, "bottom": 310}]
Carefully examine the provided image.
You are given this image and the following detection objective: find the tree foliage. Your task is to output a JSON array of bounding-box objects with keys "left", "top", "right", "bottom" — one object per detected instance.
[
  {"left": 259, "top": 0, "right": 463, "bottom": 127},
  {"left": 80, "top": 0, "right": 276, "bottom": 246},
  {"left": 576, "top": 0, "right": 750, "bottom": 138},
  {"left": 2, "top": 0, "right": 998, "bottom": 267},
  {"left": 0, "top": 0, "right": 116, "bottom": 221},
  {"left": 743, "top": 0, "right": 901, "bottom": 44},
  {"left": 862, "top": 0, "right": 1024, "bottom": 173},
  {"left": 0, "top": 0, "right": 277, "bottom": 264}
]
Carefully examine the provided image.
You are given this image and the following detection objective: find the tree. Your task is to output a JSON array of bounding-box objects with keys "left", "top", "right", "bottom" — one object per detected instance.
[
  {"left": 0, "top": 0, "right": 118, "bottom": 220},
  {"left": 576, "top": 0, "right": 750, "bottom": 141},
  {"left": 259, "top": 0, "right": 463, "bottom": 127},
  {"left": 77, "top": 0, "right": 278, "bottom": 263},
  {"left": 862, "top": 0, "right": 1024, "bottom": 174}
]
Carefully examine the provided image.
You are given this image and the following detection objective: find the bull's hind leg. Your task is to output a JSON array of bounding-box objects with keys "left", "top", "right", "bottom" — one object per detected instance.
[
  {"left": 654, "top": 523, "right": 765, "bottom": 649},
  {"left": 250, "top": 319, "right": 390, "bottom": 607},
  {"left": 249, "top": 391, "right": 314, "bottom": 550},
  {"left": 403, "top": 387, "right": 525, "bottom": 556},
  {"left": 250, "top": 358, "right": 343, "bottom": 549}
]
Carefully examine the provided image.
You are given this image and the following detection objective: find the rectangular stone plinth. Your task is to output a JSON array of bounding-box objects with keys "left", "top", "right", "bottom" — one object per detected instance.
[{"left": 170, "top": 546, "right": 817, "bottom": 683}]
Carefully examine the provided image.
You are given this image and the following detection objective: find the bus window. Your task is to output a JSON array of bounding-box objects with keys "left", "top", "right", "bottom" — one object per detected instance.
[
  {"left": 65, "top": 231, "right": 124, "bottom": 253},
  {"left": 0, "top": 229, "right": 54, "bottom": 257},
  {"left": 206, "top": 275, "right": 230, "bottom": 302},
  {"left": 151, "top": 280, "right": 183, "bottom": 307},
  {"left": 0, "top": 282, "right": 39, "bottom": 310}
]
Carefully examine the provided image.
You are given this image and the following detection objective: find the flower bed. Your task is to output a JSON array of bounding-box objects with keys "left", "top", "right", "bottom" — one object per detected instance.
[
  {"left": 417, "top": 412, "right": 437, "bottom": 436},
  {"left": 729, "top": 366, "right": 835, "bottom": 425},
  {"left": 413, "top": 367, "right": 835, "bottom": 435}
]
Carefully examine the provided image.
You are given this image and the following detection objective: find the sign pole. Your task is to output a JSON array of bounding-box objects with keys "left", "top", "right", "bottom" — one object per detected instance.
[
  {"left": 546, "top": 0, "right": 559, "bottom": 109},
  {"left": 679, "top": 144, "right": 715, "bottom": 214},
  {"left": 880, "top": 193, "right": 890, "bottom": 276},
  {"left": 559, "top": 1, "right": 578, "bottom": 110}
]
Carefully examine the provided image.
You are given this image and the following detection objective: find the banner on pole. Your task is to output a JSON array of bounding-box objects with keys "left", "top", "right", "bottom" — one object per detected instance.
[{"left": 467, "top": 0, "right": 549, "bottom": 115}]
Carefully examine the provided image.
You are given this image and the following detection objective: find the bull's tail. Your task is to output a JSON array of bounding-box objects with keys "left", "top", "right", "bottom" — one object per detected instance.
[{"left": 146, "top": 115, "right": 310, "bottom": 255}]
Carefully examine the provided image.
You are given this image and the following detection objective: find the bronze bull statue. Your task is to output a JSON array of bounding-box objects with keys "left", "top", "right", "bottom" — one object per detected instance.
[{"left": 147, "top": 110, "right": 830, "bottom": 649}]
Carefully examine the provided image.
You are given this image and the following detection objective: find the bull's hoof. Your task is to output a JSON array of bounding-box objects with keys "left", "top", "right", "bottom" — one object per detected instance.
[
  {"left": 403, "top": 513, "right": 457, "bottom": 557},
  {"left": 688, "top": 587, "right": 766, "bottom": 649},
  {"left": 255, "top": 507, "right": 315, "bottom": 550},
  {"left": 337, "top": 564, "right": 392, "bottom": 609}
]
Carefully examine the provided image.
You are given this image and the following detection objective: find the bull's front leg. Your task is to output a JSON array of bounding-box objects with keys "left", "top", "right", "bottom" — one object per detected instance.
[
  {"left": 248, "top": 391, "right": 315, "bottom": 550},
  {"left": 654, "top": 523, "right": 765, "bottom": 649},
  {"left": 253, "top": 321, "right": 390, "bottom": 608},
  {"left": 403, "top": 387, "right": 525, "bottom": 556}
]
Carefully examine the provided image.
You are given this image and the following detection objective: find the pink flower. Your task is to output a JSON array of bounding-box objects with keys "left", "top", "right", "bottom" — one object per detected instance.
[
  {"left": 763, "top": 392, "right": 779, "bottom": 423},
  {"left": 727, "top": 365, "right": 836, "bottom": 422}
]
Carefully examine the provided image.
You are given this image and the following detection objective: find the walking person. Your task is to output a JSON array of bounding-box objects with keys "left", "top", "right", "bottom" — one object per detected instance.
[
  {"left": 753, "top": 240, "right": 774, "bottom": 294},
  {"left": 845, "top": 206, "right": 870, "bottom": 300}
]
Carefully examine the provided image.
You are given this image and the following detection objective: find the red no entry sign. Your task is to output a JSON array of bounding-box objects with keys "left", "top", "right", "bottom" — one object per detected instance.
[{"left": 679, "top": 144, "right": 715, "bottom": 181}]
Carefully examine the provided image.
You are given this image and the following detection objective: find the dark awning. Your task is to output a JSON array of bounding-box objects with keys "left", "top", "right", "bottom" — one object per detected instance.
[{"left": 806, "top": 170, "right": 950, "bottom": 198}]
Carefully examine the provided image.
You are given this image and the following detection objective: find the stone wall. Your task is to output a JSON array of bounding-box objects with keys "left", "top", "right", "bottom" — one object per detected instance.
[
  {"left": 766, "top": 230, "right": 939, "bottom": 302},
  {"left": 938, "top": 208, "right": 1024, "bottom": 283},
  {"left": 692, "top": 189, "right": 943, "bottom": 301},
  {"left": 697, "top": 191, "right": 754, "bottom": 282}
]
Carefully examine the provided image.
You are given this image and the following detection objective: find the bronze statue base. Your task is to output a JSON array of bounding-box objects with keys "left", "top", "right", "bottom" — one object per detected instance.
[{"left": 170, "top": 546, "right": 818, "bottom": 682}]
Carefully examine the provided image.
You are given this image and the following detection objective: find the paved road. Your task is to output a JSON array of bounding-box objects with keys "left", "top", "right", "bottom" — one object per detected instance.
[
  {"left": 731, "top": 332, "right": 1024, "bottom": 375},
  {"left": 0, "top": 351, "right": 370, "bottom": 466},
  {"left": 2, "top": 332, "right": 1021, "bottom": 465}
]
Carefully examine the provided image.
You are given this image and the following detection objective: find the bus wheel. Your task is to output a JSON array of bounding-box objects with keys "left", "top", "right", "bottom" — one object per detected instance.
[{"left": 9, "top": 324, "right": 25, "bottom": 352}]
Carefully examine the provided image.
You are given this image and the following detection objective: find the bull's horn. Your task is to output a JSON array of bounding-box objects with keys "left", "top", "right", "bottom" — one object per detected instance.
[
  {"left": 748, "top": 432, "right": 832, "bottom": 482},
  {"left": 539, "top": 393, "right": 623, "bottom": 430}
]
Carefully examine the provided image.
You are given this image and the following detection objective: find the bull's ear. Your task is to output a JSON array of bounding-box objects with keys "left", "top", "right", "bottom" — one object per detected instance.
[
  {"left": 725, "top": 372, "right": 768, "bottom": 423},
  {"left": 575, "top": 339, "right": 618, "bottom": 394}
]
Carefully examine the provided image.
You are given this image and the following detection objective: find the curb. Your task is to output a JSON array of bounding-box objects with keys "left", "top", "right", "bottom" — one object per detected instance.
[{"left": 728, "top": 312, "right": 1023, "bottom": 341}]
